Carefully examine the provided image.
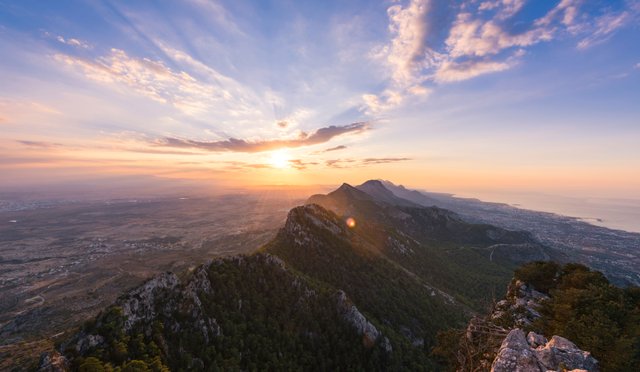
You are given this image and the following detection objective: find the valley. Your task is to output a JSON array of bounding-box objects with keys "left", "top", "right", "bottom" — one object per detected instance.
[{"left": 0, "top": 192, "right": 303, "bottom": 347}]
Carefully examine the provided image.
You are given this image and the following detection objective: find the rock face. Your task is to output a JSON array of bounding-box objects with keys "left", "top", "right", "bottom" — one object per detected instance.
[
  {"left": 120, "top": 272, "right": 180, "bottom": 331},
  {"left": 491, "top": 329, "right": 541, "bottom": 372},
  {"left": 535, "top": 335, "right": 599, "bottom": 371},
  {"left": 491, "top": 280, "right": 549, "bottom": 327},
  {"left": 284, "top": 204, "right": 348, "bottom": 246},
  {"left": 65, "top": 260, "right": 228, "bottom": 359},
  {"left": 335, "top": 290, "right": 391, "bottom": 351},
  {"left": 491, "top": 329, "right": 599, "bottom": 372}
]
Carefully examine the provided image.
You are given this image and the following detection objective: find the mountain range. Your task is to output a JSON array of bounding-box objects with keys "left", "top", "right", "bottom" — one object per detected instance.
[{"left": 33, "top": 180, "right": 639, "bottom": 371}]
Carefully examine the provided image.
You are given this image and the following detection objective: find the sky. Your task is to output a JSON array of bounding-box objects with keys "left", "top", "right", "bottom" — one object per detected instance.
[{"left": 1, "top": 0, "right": 639, "bottom": 198}]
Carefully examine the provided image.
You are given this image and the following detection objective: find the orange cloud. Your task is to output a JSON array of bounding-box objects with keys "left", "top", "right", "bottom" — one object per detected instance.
[{"left": 155, "top": 122, "right": 371, "bottom": 153}]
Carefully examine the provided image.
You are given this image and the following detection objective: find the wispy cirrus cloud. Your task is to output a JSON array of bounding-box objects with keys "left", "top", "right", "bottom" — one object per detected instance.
[
  {"left": 55, "top": 47, "right": 260, "bottom": 118},
  {"left": 576, "top": 9, "right": 634, "bottom": 49},
  {"left": 155, "top": 122, "right": 371, "bottom": 153},
  {"left": 434, "top": 58, "right": 512, "bottom": 83}
]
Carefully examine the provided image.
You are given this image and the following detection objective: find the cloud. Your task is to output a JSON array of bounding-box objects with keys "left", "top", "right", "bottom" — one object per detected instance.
[
  {"left": 325, "top": 159, "right": 357, "bottom": 168},
  {"left": 535, "top": 0, "right": 582, "bottom": 29},
  {"left": 325, "top": 157, "right": 411, "bottom": 168},
  {"left": 445, "top": 12, "right": 551, "bottom": 58},
  {"left": 364, "top": 0, "right": 637, "bottom": 113},
  {"left": 220, "top": 159, "right": 318, "bottom": 171},
  {"left": 55, "top": 48, "right": 260, "bottom": 118},
  {"left": 43, "top": 31, "right": 92, "bottom": 48},
  {"left": 273, "top": 108, "right": 314, "bottom": 130},
  {"left": 361, "top": 157, "right": 412, "bottom": 164},
  {"left": 288, "top": 159, "right": 319, "bottom": 170},
  {"left": 123, "top": 148, "right": 203, "bottom": 156},
  {"left": 383, "top": 0, "right": 434, "bottom": 86},
  {"left": 56, "top": 35, "right": 91, "bottom": 49},
  {"left": 155, "top": 122, "right": 371, "bottom": 153},
  {"left": 323, "top": 145, "right": 348, "bottom": 152},
  {"left": 577, "top": 10, "right": 632, "bottom": 49},
  {"left": 17, "top": 140, "right": 63, "bottom": 148},
  {"left": 478, "top": 1, "right": 501, "bottom": 12},
  {"left": 364, "top": 0, "right": 440, "bottom": 113},
  {"left": 434, "top": 58, "right": 512, "bottom": 83},
  {"left": 186, "top": 0, "right": 244, "bottom": 36}
]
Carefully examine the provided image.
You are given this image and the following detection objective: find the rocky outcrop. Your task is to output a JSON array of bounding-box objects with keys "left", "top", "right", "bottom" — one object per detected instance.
[
  {"left": 536, "top": 335, "right": 599, "bottom": 371},
  {"left": 461, "top": 278, "right": 598, "bottom": 372},
  {"left": 491, "top": 329, "right": 541, "bottom": 372},
  {"left": 37, "top": 351, "right": 69, "bottom": 372},
  {"left": 491, "top": 279, "right": 549, "bottom": 327},
  {"left": 335, "top": 290, "right": 392, "bottom": 352},
  {"left": 120, "top": 272, "right": 180, "bottom": 331},
  {"left": 284, "top": 204, "right": 349, "bottom": 247},
  {"left": 68, "top": 262, "right": 226, "bottom": 356},
  {"left": 491, "top": 329, "right": 598, "bottom": 372}
]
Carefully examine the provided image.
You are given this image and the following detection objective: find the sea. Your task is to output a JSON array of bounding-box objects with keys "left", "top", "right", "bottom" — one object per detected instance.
[{"left": 453, "top": 191, "right": 640, "bottom": 234}]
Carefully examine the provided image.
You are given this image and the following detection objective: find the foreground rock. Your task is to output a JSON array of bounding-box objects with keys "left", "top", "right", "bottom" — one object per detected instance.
[{"left": 491, "top": 329, "right": 598, "bottom": 372}]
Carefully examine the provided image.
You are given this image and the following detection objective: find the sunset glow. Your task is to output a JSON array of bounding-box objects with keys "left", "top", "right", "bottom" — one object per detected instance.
[
  {"left": 269, "top": 150, "right": 291, "bottom": 169},
  {"left": 0, "top": 1, "right": 638, "bottom": 199}
]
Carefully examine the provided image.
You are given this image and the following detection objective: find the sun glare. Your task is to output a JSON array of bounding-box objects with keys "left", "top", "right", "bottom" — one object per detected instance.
[{"left": 269, "top": 150, "right": 290, "bottom": 169}]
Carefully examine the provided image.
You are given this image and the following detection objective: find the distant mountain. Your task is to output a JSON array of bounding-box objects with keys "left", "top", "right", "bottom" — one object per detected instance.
[
  {"left": 356, "top": 180, "right": 420, "bottom": 207},
  {"left": 379, "top": 180, "right": 640, "bottom": 286},
  {"left": 379, "top": 180, "right": 441, "bottom": 207},
  {"left": 309, "top": 182, "right": 554, "bottom": 265},
  {"left": 38, "top": 181, "right": 589, "bottom": 370}
]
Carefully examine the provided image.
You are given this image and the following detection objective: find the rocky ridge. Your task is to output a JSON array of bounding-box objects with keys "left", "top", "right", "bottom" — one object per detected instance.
[
  {"left": 460, "top": 279, "right": 599, "bottom": 371},
  {"left": 42, "top": 250, "right": 397, "bottom": 370},
  {"left": 335, "top": 290, "right": 392, "bottom": 352}
]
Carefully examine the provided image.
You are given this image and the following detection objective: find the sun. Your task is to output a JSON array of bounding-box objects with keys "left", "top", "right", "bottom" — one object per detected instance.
[{"left": 269, "top": 149, "right": 290, "bottom": 169}]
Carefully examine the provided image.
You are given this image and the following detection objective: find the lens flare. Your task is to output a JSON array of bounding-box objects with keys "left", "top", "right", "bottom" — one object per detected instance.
[{"left": 346, "top": 217, "right": 356, "bottom": 228}]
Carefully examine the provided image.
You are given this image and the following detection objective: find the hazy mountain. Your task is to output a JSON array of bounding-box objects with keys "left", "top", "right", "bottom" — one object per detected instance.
[
  {"left": 380, "top": 180, "right": 640, "bottom": 286},
  {"left": 379, "top": 180, "right": 442, "bottom": 207},
  {"left": 356, "top": 180, "right": 420, "bottom": 207},
  {"left": 309, "top": 182, "right": 556, "bottom": 269}
]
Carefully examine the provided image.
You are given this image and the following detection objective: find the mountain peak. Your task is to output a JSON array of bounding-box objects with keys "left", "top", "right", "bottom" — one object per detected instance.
[
  {"left": 334, "top": 182, "right": 368, "bottom": 196},
  {"left": 359, "top": 179, "right": 385, "bottom": 187},
  {"left": 356, "top": 180, "right": 418, "bottom": 207}
]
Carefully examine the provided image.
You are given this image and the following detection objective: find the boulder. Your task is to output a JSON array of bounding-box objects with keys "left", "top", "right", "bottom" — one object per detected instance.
[
  {"left": 491, "top": 329, "right": 599, "bottom": 372},
  {"left": 535, "top": 336, "right": 599, "bottom": 371},
  {"left": 491, "top": 329, "right": 542, "bottom": 372}
]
